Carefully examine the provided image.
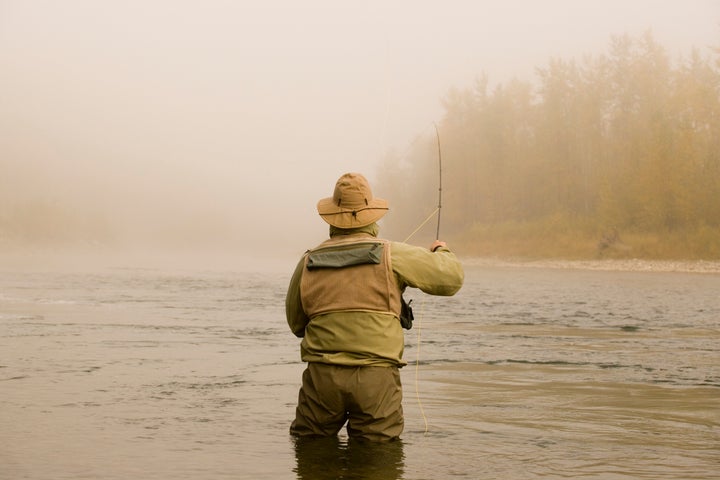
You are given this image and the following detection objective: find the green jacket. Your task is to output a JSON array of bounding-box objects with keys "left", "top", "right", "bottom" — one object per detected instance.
[{"left": 285, "top": 224, "right": 464, "bottom": 367}]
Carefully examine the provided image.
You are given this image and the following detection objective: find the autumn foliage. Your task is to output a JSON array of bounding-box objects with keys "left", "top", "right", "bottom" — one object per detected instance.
[{"left": 378, "top": 33, "right": 720, "bottom": 259}]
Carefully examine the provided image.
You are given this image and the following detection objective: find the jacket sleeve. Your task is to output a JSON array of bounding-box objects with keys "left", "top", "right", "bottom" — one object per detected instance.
[
  {"left": 390, "top": 242, "right": 464, "bottom": 296},
  {"left": 285, "top": 255, "right": 310, "bottom": 337}
]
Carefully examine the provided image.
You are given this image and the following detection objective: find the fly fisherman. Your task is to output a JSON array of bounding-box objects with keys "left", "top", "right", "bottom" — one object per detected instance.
[{"left": 286, "top": 172, "right": 464, "bottom": 442}]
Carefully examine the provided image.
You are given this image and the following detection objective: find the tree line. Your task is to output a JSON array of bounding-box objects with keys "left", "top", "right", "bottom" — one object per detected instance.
[{"left": 377, "top": 32, "right": 720, "bottom": 259}]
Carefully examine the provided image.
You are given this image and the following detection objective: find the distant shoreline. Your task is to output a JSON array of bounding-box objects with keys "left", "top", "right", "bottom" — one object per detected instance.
[
  {"left": 2, "top": 248, "right": 720, "bottom": 274},
  {"left": 461, "top": 257, "right": 720, "bottom": 274}
]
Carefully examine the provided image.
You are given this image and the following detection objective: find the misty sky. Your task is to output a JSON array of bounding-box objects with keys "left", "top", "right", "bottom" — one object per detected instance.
[{"left": 1, "top": 0, "right": 718, "bottom": 255}]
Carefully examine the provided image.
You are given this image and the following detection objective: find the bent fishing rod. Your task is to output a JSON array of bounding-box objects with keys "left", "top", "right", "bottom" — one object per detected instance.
[
  {"left": 403, "top": 122, "right": 443, "bottom": 243},
  {"left": 434, "top": 122, "right": 442, "bottom": 241}
]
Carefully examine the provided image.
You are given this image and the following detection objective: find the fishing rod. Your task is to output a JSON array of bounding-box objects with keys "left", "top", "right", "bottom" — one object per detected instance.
[
  {"left": 433, "top": 122, "right": 442, "bottom": 240},
  {"left": 402, "top": 123, "right": 443, "bottom": 243}
]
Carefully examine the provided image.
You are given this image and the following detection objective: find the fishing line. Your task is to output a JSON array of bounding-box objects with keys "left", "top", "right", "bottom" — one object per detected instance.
[
  {"left": 414, "top": 296, "right": 429, "bottom": 434},
  {"left": 374, "top": 37, "right": 434, "bottom": 434},
  {"left": 402, "top": 207, "right": 439, "bottom": 243},
  {"left": 376, "top": 36, "right": 443, "bottom": 435},
  {"left": 404, "top": 122, "right": 443, "bottom": 435}
]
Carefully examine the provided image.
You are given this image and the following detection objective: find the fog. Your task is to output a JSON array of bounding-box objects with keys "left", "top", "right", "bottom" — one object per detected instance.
[{"left": 1, "top": 0, "right": 718, "bottom": 265}]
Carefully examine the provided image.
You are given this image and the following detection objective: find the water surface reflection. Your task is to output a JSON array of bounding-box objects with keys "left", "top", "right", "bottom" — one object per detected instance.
[{"left": 293, "top": 436, "right": 405, "bottom": 480}]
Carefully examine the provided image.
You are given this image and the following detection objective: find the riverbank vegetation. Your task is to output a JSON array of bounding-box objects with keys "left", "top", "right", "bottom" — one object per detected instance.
[{"left": 377, "top": 32, "right": 720, "bottom": 260}]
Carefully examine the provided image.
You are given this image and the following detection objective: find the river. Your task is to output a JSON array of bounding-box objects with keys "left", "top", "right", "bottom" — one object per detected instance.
[{"left": 1, "top": 256, "right": 718, "bottom": 479}]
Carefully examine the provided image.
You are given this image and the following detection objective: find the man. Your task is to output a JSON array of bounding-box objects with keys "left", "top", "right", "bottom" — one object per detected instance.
[{"left": 286, "top": 172, "right": 464, "bottom": 442}]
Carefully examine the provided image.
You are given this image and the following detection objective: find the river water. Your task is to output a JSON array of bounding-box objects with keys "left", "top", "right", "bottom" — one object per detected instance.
[{"left": 1, "top": 256, "right": 718, "bottom": 479}]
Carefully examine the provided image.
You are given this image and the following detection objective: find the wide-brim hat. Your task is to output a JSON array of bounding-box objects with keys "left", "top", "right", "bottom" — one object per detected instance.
[{"left": 317, "top": 173, "right": 389, "bottom": 228}]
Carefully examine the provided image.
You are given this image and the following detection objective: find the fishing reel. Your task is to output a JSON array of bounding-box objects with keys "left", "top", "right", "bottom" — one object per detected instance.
[{"left": 400, "top": 296, "right": 414, "bottom": 330}]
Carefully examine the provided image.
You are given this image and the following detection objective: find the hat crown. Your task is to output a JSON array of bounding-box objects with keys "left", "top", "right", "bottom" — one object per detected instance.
[{"left": 333, "top": 173, "right": 373, "bottom": 209}]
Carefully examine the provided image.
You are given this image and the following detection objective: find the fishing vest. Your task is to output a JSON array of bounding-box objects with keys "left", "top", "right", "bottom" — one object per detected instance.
[{"left": 300, "top": 236, "right": 402, "bottom": 319}]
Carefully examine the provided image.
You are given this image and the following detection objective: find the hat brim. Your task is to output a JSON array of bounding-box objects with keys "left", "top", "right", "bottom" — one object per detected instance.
[{"left": 317, "top": 197, "right": 389, "bottom": 228}]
